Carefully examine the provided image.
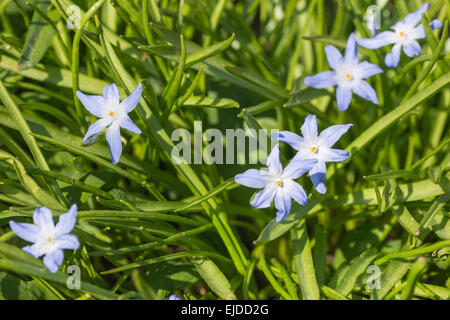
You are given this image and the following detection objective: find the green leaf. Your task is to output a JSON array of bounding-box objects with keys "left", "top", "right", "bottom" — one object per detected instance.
[
  {"left": 0, "top": 272, "right": 57, "bottom": 300},
  {"left": 181, "top": 95, "right": 239, "bottom": 109},
  {"left": 191, "top": 257, "right": 237, "bottom": 300},
  {"left": 18, "top": 1, "right": 57, "bottom": 70}
]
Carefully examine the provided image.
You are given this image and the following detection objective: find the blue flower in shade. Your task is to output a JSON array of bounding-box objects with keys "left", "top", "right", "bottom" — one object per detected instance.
[
  {"left": 358, "top": 3, "right": 442, "bottom": 68},
  {"left": 9, "top": 205, "right": 80, "bottom": 273},
  {"left": 235, "top": 144, "right": 317, "bottom": 222},
  {"left": 271, "top": 115, "right": 352, "bottom": 195},
  {"left": 77, "top": 83, "right": 143, "bottom": 165},
  {"left": 169, "top": 294, "right": 182, "bottom": 300},
  {"left": 304, "top": 33, "right": 383, "bottom": 111}
]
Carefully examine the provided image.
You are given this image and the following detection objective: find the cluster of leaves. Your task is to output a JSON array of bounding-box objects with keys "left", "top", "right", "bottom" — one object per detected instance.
[{"left": 0, "top": 0, "right": 448, "bottom": 300}]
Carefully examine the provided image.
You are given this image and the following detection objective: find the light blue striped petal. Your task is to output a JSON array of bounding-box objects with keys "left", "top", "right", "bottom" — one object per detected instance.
[
  {"left": 336, "top": 85, "right": 352, "bottom": 111},
  {"left": 304, "top": 71, "right": 337, "bottom": 89},
  {"left": 56, "top": 234, "right": 80, "bottom": 250},
  {"left": 33, "top": 207, "right": 54, "bottom": 234},
  {"left": 76, "top": 91, "right": 107, "bottom": 118},
  {"left": 103, "top": 83, "right": 120, "bottom": 105},
  {"left": 284, "top": 180, "right": 308, "bottom": 206},
  {"left": 301, "top": 115, "right": 318, "bottom": 141},
  {"left": 282, "top": 157, "right": 317, "bottom": 180},
  {"left": 120, "top": 116, "right": 142, "bottom": 134},
  {"left": 106, "top": 123, "right": 123, "bottom": 165},
  {"left": 266, "top": 144, "right": 282, "bottom": 176},
  {"left": 402, "top": 41, "right": 421, "bottom": 58},
  {"left": 344, "top": 33, "right": 359, "bottom": 65},
  {"left": 54, "top": 204, "right": 77, "bottom": 237},
  {"left": 43, "top": 250, "right": 64, "bottom": 273},
  {"left": 82, "top": 118, "right": 111, "bottom": 143},
  {"left": 120, "top": 83, "right": 142, "bottom": 113},
  {"left": 319, "top": 123, "right": 353, "bottom": 147},
  {"left": 235, "top": 169, "right": 272, "bottom": 189},
  {"left": 250, "top": 185, "right": 276, "bottom": 209},
  {"left": 309, "top": 161, "right": 327, "bottom": 194},
  {"left": 352, "top": 80, "right": 379, "bottom": 105},
  {"left": 324, "top": 45, "right": 343, "bottom": 70},
  {"left": 385, "top": 43, "right": 402, "bottom": 68},
  {"left": 9, "top": 221, "right": 40, "bottom": 243},
  {"left": 274, "top": 189, "right": 292, "bottom": 222},
  {"left": 270, "top": 131, "right": 304, "bottom": 150},
  {"left": 357, "top": 31, "right": 397, "bottom": 49}
]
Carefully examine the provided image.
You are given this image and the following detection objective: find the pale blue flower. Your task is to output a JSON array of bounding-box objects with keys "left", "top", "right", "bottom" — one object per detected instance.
[
  {"left": 169, "top": 294, "right": 182, "bottom": 300},
  {"left": 77, "top": 83, "right": 143, "bottom": 165},
  {"left": 9, "top": 205, "right": 80, "bottom": 273},
  {"left": 235, "top": 144, "right": 317, "bottom": 222},
  {"left": 304, "top": 33, "right": 383, "bottom": 111},
  {"left": 358, "top": 3, "right": 442, "bottom": 68},
  {"left": 271, "top": 115, "right": 352, "bottom": 195}
]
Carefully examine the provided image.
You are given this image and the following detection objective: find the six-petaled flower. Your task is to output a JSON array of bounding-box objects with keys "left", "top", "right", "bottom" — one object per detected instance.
[
  {"left": 235, "top": 144, "right": 317, "bottom": 222},
  {"left": 304, "top": 33, "right": 383, "bottom": 111},
  {"left": 358, "top": 3, "right": 442, "bottom": 68},
  {"left": 271, "top": 115, "right": 352, "bottom": 195},
  {"left": 9, "top": 205, "right": 80, "bottom": 273},
  {"left": 77, "top": 83, "right": 143, "bottom": 165}
]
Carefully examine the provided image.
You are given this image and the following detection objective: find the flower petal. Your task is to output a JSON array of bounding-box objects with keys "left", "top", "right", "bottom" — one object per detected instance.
[
  {"left": 120, "top": 83, "right": 142, "bottom": 114},
  {"left": 352, "top": 80, "right": 379, "bottom": 105},
  {"left": 324, "top": 45, "right": 343, "bottom": 70},
  {"left": 309, "top": 161, "right": 327, "bottom": 194},
  {"left": 266, "top": 144, "right": 282, "bottom": 176},
  {"left": 284, "top": 180, "right": 308, "bottom": 206},
  {"left": 33, "top": 207, "right": 54, "bottom": 234},
  {"left": 282, "top": 157, "right": 317, "bottom": 180},
  {"left": 344, "top": 33, "right": 359, "bottom": 65},
  {"left": 336, "top": 85, "right": 352, "bottom": 111},
  {"left": 103, "top": 84, "right": 120, "bottom": 105},
  {"left": 274, "top": 188, "right": 292, "bottom": 222},
  {"left": 355, "top": 61, "right": 383, "bottom": 79},
  {"left": 357, "top": 31, "right": 397, "bottom": 49},
  {"left": 76, "top": 92, "right": 107, "bottom": 118},
  {"left": 56, "top": 234, "right": 80, "bottom": 250},
  {"left": 54, "top": 204, "right": 77, "bottom": 237},
  {"left": 235, "top": 169, "right": 272, "bottom": 188},
  {"left": 106, "top": 123, "right": 123, "bottom": 165},
  {"left": 270, "top": 131, "right": 303, "bottom": 150},
  {"left": 250, "top": 185, "right": 276, "bottom": 209},
  {"left": 9, "top": 221, "right": 40, "bottom": 243},
  {"left": 43, "top": 250, "right": 64, "bottom": 273},
  {"left": 119, "top": 116, "right": 142, "bottom": 134},
  {"left": 402, "top": 3, "right": 429, "bottom": 27},
  {"left": 385, "top": 43, "right": 402, "bottom": 68},
  {"left": 320, "top": 148, "right": 350, "bottom": 162},
  {"left": 402, "top": 40, "right": 421, "bottom": 58},
  {"left": 304, "top": 71, "right": 337, "bottom": 89},
  {"left": 23, "top": 244, "right": 46, "bottom": 258},
  {"left": 318, "top": 123, "right": 353, "bottom": 147},
  {"left": 301, "top": 115, "right": 318, "bottom": 141},
  {"left": 82, "top": 118, "right": 111, "bottom": 143}
]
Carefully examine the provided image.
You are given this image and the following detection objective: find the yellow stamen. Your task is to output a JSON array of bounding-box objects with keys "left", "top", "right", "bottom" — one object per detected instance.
[
  {"left": 275, "top": 179, "right": 282, "bottom": 187},
  {"left": 108, "top": 111, "right": 115, "bottom": 117},
  {"left": 311, "top": 146, "right": 317, "bottom": 153},
  {"left": 345, "top": 73, "right": 352, "bottom": 80},
  {"left": 399, "top": 31, "right": 405, "bottom": 37},
  {"left": 47, "top": 237, "right": 52, "bottom": 243}
]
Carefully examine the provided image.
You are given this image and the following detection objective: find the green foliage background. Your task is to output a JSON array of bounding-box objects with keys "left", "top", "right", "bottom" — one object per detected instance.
[{"left": 0, "top": 0, "right": 448, "bottom": 300}]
